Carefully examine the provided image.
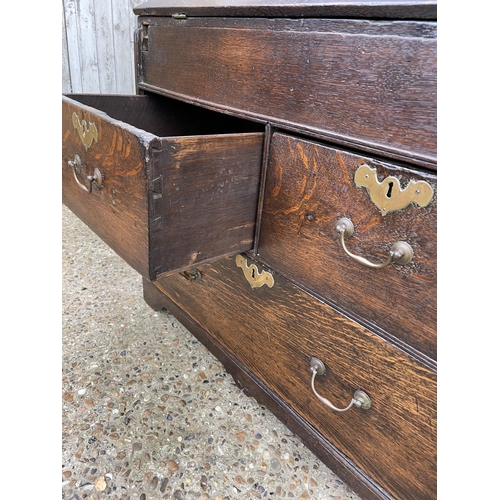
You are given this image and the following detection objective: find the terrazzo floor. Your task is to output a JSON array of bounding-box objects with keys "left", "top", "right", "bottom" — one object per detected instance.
[{"left": 62, "top": 204, "right": 365, "bottom": 500}]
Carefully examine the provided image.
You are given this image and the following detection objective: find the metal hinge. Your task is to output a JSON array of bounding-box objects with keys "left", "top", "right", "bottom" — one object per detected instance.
[
  {"left": 140, "top": 21, "right": 149, "bottom": 51},
  {"left": 172, "top": 12, "right": 187, "bottom": 19}
]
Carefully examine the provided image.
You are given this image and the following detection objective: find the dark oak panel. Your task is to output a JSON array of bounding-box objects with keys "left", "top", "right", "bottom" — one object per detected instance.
[
  {"left": 63, "top": 4, "right": 437, "bottom": 498},
  {"left": 150, "top": 133, "right": 264, "bottom": 274},
  {"left": 258, "top": 132, "right": 437, "bottom": 360},
  {"left": 143, "top": 277, "right": 397, "bottom": 500},
  {"left": 134, "top": 0, "right": 437, "bottom": 20},
  {"left": 153, "top": 256, "right": 437, "bottom": 500},
  {"left": 62, "top": 96, "right": 151, "bottom": 277},
  {"left": 138, "top": 16, "right": 436, "bottom": 168}
]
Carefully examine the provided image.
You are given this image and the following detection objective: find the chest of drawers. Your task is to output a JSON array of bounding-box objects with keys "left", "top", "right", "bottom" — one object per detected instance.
[{"left": 62, "top": 2, "right": 437, "bottom": 499}]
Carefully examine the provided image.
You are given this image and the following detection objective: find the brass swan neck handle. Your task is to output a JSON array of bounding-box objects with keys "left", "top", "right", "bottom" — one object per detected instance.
[
  {"left": 67, "top": 154, "right": 103, "bottom": 194},
  {"left": 309, "top": 357, "right": 371, "bottom": 412},
  {"left": 335, "top": 217, "right": 413, "bottom": 269}
]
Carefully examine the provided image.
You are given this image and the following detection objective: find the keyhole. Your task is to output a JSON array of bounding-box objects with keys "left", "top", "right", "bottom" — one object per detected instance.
[
  {"left": 386, "top": 181, "right": 394, "bottom": 198},
  {"left": 251, "top": 268, "right": 256, "bottom": 279}
]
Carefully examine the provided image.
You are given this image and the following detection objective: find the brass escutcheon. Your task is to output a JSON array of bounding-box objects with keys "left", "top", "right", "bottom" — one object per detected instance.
[
  {"left": 235, "top": 255, "right": 274, "bottom": 289},
  {"left": 72, "top": 112, "right": 98, "bottom": 151},
  {"left": 354, "top": 164, "right": 434, "bottom": 216}
]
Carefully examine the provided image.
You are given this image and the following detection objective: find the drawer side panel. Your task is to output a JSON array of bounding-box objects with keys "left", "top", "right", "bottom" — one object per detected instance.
[{"left": 62, "top": 97, "right": 151, "bottom": 278}]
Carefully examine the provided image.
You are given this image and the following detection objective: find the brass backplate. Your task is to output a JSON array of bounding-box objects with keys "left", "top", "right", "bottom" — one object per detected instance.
[
  {"left": 354, "top": 164, "right": 434, "bottom": 216},
  {"left": 72, "top": 112, "right": 98, "bottom": 151},
  {"left": 235, "top": 255, "right": 274, "bottom": 289}
]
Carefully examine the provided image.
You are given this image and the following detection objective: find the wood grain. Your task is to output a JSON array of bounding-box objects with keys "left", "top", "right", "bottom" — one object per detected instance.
[
  {"left": 63, "top": 0, "right": 84, "bottom": 92},
  {"left": 258, "top": 133, "right": 437, "bottom": 360},
  {"left": 137, "top": 16, "right": 436, "bottom": 168},
  {"left": 134, "top": 0, "right": 437, "bottom": 20},
  {"left": 142, "top": 277, "right": 397, "bottom": 500},
  {"left": 62, "top": 95, "right": 152, "bottom": 277},
  {"left": 62, "top": 6, "right": 71, "bottom": 93},
  {"left": 63, "top": 5, "right": 437, "bottom": 498},
  {"left": 153, "top": 256, "right": 437, "bottom": 500},
  {"left": 62, "top": 0, "right": 143, "bottom": 93},
  {"left": 150, "top": 133, "right": 264, "bottom": 276}
]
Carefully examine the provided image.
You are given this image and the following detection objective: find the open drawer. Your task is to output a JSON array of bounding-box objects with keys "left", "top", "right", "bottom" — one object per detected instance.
[{"left": 62, "top": 92, "right": 265, "bottom": 280}]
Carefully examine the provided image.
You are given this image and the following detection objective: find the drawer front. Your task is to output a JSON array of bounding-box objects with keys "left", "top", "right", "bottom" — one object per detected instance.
[
  {"left": 148, "top": 132, "right": 264, "bottom": 276},
  {"left": 62, "top": 95, "right": 152, "bottom": 278},
  {"left": 138, "top": 16, "right": 436, "bottom": 168},
  {"left": 258, "top": 133, "right": 437, "bottom": 360},
  {"left": 62, "top": 94, "right": 264, "bottom": 280},
  {"left": 154, "top": 256, "right": 437, "bottom": 500}
]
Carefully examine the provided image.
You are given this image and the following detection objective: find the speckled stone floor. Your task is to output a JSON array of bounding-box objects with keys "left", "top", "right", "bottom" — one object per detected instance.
[{"left": 62, "top": 204, "right": 365, "bottom": 500}]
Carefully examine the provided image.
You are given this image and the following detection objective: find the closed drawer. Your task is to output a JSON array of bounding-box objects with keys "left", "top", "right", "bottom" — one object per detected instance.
[
  {"left": 62, "top": 93, "right": 264, "bottom": 280},
  {"left": 137, "top": 16, "right": 436, "bottom": 168},
  {"left": 258, "top": 133, "right": 437, "bottom": 360},
  {"left": 154, "top": 256, "right": 437, "bottom": 500}
]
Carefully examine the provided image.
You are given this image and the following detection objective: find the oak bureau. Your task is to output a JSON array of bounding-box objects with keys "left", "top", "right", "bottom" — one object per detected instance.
[{"left": 62, "top": 1, "right": 437, "bottom": 498}]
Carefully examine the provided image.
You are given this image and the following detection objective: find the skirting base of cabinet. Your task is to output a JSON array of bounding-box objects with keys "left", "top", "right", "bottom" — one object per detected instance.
[{"left": 142, "top": 278, "right": 395, "bottom": 500}]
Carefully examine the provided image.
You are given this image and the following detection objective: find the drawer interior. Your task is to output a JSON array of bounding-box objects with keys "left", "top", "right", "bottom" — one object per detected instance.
[{"left": 67, "top": 91, "right": 264, "bottom": 137}]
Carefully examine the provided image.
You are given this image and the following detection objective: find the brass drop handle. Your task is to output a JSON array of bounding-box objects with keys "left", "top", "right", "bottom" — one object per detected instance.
[
  {"left": 310, "top": 357, "right": 371, "bottom": 412},
  {"left": 335, "top": 217, "right": 413, "bottom": 269},
  {"left": 67, "top": 154, "right": 103, "bottom": 194}
]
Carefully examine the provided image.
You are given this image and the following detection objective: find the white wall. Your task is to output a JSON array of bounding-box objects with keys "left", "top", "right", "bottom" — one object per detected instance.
[{"left": 62, "top": 0, "right": 145, "bottom": 94}]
